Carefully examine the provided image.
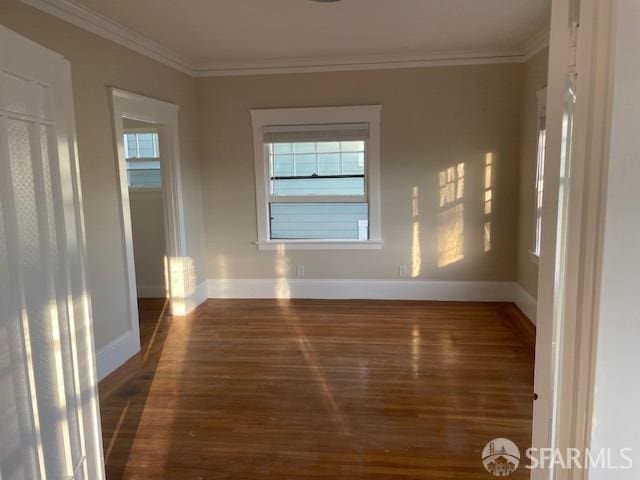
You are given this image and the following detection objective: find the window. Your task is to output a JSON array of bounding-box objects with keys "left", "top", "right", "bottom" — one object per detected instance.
[
  {"left": 251, "top": 106, "right": 382, "bottom": 250},
  {"left": 532, "top": 87, "right": 547, "bottom": 258},
  {"left": 124, "top": 131, "right": 161, "bottom": 187}
]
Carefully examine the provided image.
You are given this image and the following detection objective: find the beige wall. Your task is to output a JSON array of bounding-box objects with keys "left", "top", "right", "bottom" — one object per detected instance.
[
  {"left": 1, "top": 0, "right": 207, "bottom": 350},
  {"left": 1, "top": 0, "right": 549, "bottom": 347},
  {"left": 516, "top": 49, "right": 549, "bottom": 298},
  {"left": 129, "top": 188, "right": 166, "bottom": 296},
  {"left": 197, "top": 65, "right": 524, "bottom": 280}
]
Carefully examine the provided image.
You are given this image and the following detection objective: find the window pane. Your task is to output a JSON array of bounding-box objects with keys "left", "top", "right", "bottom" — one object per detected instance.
[
  {"left": 270, "top": 203, "right": 368, "bottom": 240},
  {"left": 341, "top": 141, "right": 364, "bottom": 152},
  {"left": 316, "top": 142, "right": 340, "bottom": 153},
  {"left": 293, "top": 153, "right": 316, "bottom": 176},
  {"left": 137, "top": 133, "right": 156, "bottom": 157},
  {"left": 342, "top": 152, "right": 365, "bottom": 175},
  {"left": 124, "top": 132, "right": 159, "bottom": 159},
  {"left": 293, "top": 142, "right": 316, "bottom": 154},
  {"left": 272, "top": 177, "right": 365, "bottom": 196},
  {"left": 273, "top": 143, "right": 293, "bottom": 154},
  {"left": 127, "top": 169, "right": 161, "bottom": 187},
  {"left": 269, "top": 141, "right": 366, "bottom": 196},
  {"left": 318, "top": 153, "right": 340, "bottom": 175},
  {"left": 272, "top": 154, "right": 294, "bottom": 176},
  {"left": 124, "top": 134, "right": 137, "bottom": 158}
]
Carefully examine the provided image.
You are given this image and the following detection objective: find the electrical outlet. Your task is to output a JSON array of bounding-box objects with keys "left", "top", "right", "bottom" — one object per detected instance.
[
  {"left": 399, "top": 265, "right": 408, "bottom": 277},
  {"left": 296, "top": 265, "right": 305, "bottom": 277}
]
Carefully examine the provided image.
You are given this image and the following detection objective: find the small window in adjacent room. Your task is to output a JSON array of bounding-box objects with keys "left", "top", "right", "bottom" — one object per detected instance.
[
  {"left": 124, "top": 131, "right": 161, "bottom": 187},
  {"left": 251, "top": 106, "right": 382, "bottom": 250},
  {"left": 532, "top": 87, "right": 547, "bottom": 259}
]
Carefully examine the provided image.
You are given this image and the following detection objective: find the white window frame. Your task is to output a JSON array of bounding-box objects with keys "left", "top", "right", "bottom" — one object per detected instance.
[
  {"left": 531, "top": 87, "right": 547, "bottom": 263},
  {"left": 250, "top": 105, "right": 382, "bottom": 250}
]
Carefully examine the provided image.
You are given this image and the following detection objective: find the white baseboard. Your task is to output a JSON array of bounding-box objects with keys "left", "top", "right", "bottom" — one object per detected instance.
[
  {"left": 514, "top": 283, "right": 538, "bottom": 325},
  {"left": 136, "top": 285, "right": 166, "bottom": 298},
  {"left": 184, "top": 280, "right": 209, "bottom": 314},
  {"left": 207, "top": 278, "right": 519, "bottom": 303},
  {"left": 95, "top": 330, "right": 140, "bottom": 381}
]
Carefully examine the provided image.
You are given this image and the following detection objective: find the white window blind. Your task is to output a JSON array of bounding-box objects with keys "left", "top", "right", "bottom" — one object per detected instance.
[{"left": 263, "top": 123, "right": 369, "bottom": 143}]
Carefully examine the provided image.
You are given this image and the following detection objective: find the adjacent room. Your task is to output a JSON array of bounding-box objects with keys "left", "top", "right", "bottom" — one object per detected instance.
[{"left": 3, "top": 0, "right": 638, "bottom": 479}]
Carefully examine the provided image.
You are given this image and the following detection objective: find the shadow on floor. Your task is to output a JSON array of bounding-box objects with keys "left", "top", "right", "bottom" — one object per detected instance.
[{"left": 98, "top": 298, "right": 171, "bottom": 480}]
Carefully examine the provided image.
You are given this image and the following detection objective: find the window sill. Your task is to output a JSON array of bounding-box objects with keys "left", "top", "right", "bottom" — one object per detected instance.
[
  {"left": 128, "top": 186, "right": 162, "bottom": 193},
  {"left": 254, "top": 240, "right": 383, "bottom": 251},
  {"left": 529, "top": 250, "right": 540, "bottom": 265}
]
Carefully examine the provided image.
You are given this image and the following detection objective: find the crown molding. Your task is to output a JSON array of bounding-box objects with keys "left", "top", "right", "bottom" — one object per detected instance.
[
  {"left": 20, "top": 0, "right": 550, "bottom": 77},
  {"left": 190, "top": 49, "right": 525, "bottom": 77},
  {"left": 522, "top": 26, "right": 551, "bottom": 61},
  {"left": 20, "top": 0, "right": 194, "bottom": 74}
]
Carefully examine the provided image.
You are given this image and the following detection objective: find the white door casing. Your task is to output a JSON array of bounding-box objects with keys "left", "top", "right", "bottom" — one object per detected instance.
[
  {"left": 109, "top": 88, "right": 193, "bottom": 319},
  {"left": 0, "top": 25, "right": 105, "bottom": 480}
]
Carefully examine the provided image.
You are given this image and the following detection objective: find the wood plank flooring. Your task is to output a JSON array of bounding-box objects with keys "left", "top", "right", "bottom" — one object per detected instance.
[{"left": 99, "top": 299, "right": 535, "bottom": 479}]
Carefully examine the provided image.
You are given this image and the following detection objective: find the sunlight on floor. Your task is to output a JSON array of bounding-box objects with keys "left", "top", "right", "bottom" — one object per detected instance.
[
  {"left": 282, "top": 304, "right": 352, "bottom": 436},
  {"left": 411, "top": 325, "right": 421, "bottom": 378}
]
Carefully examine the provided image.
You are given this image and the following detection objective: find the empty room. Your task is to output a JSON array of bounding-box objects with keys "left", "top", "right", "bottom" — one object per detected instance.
[{"left": 1, "top": 0, "right": 639, "bottom": 479}]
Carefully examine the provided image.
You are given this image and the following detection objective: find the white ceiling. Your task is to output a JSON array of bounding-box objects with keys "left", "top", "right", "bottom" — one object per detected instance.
[{"left": 29, "top": 0, "right": 551, "bottom": 75}]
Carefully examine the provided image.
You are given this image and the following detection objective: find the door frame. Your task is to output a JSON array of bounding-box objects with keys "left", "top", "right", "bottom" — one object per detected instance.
[
  {"left": 109, "top": 89, "right": 191, "bottom": 342},
  {"left": 531, "top": 0, "right": 615, "bottom": 478},
  {"left": 0, "top": 24, "right": 105, "bottom": 479}
]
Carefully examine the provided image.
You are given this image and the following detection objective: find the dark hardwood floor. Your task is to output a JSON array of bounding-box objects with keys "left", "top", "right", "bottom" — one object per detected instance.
[{"left": 99, "top": 299, "right": 535, "bottom": 479}]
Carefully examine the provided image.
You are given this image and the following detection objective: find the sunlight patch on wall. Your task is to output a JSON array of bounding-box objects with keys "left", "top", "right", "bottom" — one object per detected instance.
[
  {"left": 165, "top": 256, "right": 196, "bottom": 315},
  {"left": 484, "top": 153, "right": 493, "bottom": 252},
  {"left": 275, "top": 244, "right": 290, "bottom": 299},
  {"left": 438, "top": 163, "right": 465, "bottom": 267},
  {"left": 484, "top": 221, "right": 492, "bottom": 253},
  {"left": 411, "top": 186, "right": 422, "bottom": 278}
]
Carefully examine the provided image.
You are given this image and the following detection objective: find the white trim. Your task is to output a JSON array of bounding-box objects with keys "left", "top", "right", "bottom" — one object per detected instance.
[
  {"left": 110, "top": 89, "right": 190, "bottom": 321},
  {"left": 136, "top": 285, "right": 166, "bottom": 298},
  {"left": 529, "top": 0, "right": 613, "bottom": 476},
  {"left": 185, "top": 280, "right": 209, "bottom": 313},
  {"left": 535, "top": 2, "right": 615, "bottom": 478},
  {"left": 128, "top": 186, "right": 162, "bottom": 195},
  {"left": 18, "top": 0, "right": 551, "bottom": 76},
  {"left": 529, "top": 249, "right": 540, "bottom": 265},
  {"left": 514, "top": 283, "right": 538, "bottom": 325},
  {"left": 193, "top": 50, "right": 524, "bottom": 77},
  {"left": 522, "top": 26, "right": 551, "bottom": 61},
  {"left": 207, "top": 278, "right": 526, "bottom": 303},
  {"left": 536, "top": 86, "right": 548, "bottom": 118},
  {"left": 19, "top": 0, "right": 193, "bottom": 74},
  {"left": 95, "top": 330, "right": 138, "bottom": 381},
  {"left": 254, "top": 240, "right": 383, "bottom": 251},
  {"left": 250, "top": 105, "right": 382, "bottom": 249}
]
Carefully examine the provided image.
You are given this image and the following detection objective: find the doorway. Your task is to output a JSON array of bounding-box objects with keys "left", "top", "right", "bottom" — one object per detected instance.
[
  {"left": 109, "top": 89, "right": 193, "bottom": 368},
  {"left": 121, "top": 120, "right": 168, "bottom": 303}
]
